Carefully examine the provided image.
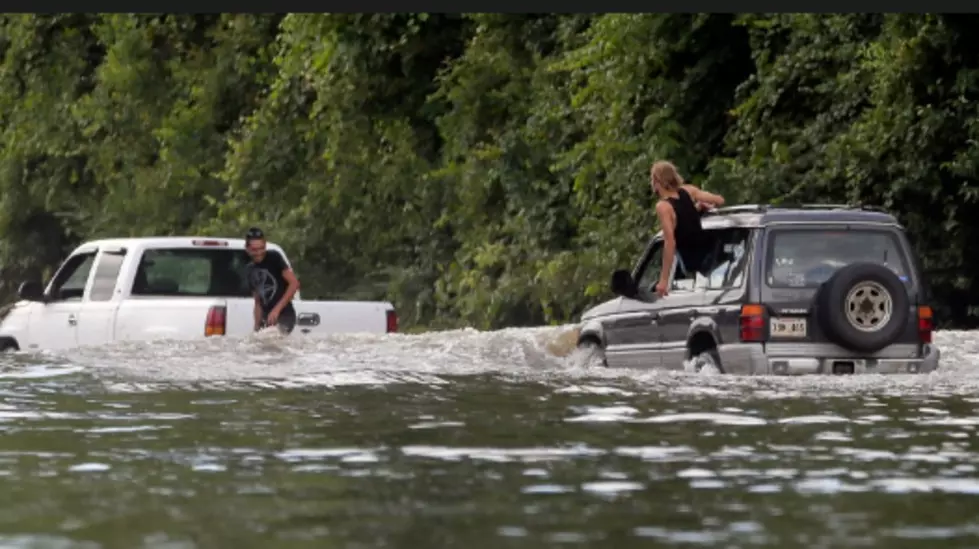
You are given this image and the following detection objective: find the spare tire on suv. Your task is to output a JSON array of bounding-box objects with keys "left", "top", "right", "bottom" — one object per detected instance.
[{"left": 815, "top": 262, "right": 910, "bottom": 354}]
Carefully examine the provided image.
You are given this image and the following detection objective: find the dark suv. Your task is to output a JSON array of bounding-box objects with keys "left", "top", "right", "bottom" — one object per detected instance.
[{"left": 574, "top": 204, "right": 940, "bottom": 375}]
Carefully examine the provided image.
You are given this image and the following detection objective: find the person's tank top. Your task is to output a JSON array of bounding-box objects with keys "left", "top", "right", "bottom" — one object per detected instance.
[{"left": 666, "top": 188, "right": 709, "bottom": 271}]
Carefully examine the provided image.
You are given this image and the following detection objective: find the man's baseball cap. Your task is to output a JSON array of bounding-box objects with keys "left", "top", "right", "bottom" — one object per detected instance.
[{"left": 245, "top": 227, "right": 265, "bottom": 242}]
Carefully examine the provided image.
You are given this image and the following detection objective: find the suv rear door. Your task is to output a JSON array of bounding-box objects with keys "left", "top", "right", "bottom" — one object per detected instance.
[
  {"left": 697, "top": 227, "right": 754, "bottom": 350},
  {"left": 656, "top": 226, "right": 756, "bottom": 369},
  {"left": 655, "top": 279, "right": 708, "bottom": 370}
]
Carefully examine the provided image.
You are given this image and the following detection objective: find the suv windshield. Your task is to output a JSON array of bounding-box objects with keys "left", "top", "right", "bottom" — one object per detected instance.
[{"left": 765, "top": 228, "right": 911, "bottom": 289}]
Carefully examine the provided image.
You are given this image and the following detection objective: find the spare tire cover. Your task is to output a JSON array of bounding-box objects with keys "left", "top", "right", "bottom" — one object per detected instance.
[{"left": 815, "top": 262, "right": 910, "bottom": 354}]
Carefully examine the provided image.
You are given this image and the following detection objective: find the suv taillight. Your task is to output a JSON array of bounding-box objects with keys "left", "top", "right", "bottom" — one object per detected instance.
[
  {"left": 740, "top": 304, "right": 766, "bottom": 342},
  {"left": 917, "top": 305, "right": 933, "bottom": 344},
  {"left": 386, "top": 309, "right": 398, "bottom": 333},
  {"left": 205, "top": 305, "right": 226, "bottom": 337}
]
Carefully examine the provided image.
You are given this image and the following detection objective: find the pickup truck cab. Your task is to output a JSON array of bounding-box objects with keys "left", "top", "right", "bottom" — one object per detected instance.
[{"left": 0, "top": 237, "right": 398, "bottom": 351}]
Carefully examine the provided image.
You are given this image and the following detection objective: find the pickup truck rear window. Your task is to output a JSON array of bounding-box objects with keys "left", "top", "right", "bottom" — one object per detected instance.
[
  {"left": 132, "top": 248, "right": 285, "bottom": 297},
  {"left": 765, "top": 228, "right": 911, "bottom": 289}
]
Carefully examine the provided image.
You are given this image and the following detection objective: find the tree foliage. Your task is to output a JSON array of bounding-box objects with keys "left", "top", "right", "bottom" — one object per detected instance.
[{"left": 1, "top": 14, "right": 976, "bottom": 329}]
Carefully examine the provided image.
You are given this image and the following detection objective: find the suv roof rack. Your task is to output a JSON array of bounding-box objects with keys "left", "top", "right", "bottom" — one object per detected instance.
[{"left": 705, "top": 203, "right": 890, "bottom": 216}]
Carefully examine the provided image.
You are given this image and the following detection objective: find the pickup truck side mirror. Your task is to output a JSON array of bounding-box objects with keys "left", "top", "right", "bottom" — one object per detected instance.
[
  {"left": 17, "top": 280, "right": 45, "bottom": 302},
  {"left": 610, "top": 269, "right": 639, "bottom": 299}
]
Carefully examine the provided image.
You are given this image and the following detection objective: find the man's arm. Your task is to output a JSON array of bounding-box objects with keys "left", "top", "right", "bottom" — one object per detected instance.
[
  {"left": 682, "top": 183, "right": 725, "bottom": 207},
  {"left": 271, "top": 257, "right": 301, "bottom": 316},
  {"left": 655, "top": 200, "right": 677, "bottom": 289}
]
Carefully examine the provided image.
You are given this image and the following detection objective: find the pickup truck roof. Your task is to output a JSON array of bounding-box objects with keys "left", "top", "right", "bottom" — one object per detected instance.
[{"left": 71, "top": 237, "right": 285, "bottom": 254}]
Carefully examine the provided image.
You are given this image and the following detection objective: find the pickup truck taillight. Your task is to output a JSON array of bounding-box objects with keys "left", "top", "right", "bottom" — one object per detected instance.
[
  {"left": 205, "top": 305, "right": 226, "bottom": 337},
  {"left": 739, "top": 304, "right": 766, "bottom": 342},
  {"left": 917, "top": 305, "right": 933, "bottom": 344},
  {"left": 386, "top": 309, "right": 398, "bottom": 333}
]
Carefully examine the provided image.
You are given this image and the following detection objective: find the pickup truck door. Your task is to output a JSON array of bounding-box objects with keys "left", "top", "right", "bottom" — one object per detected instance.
[
  {"left": 25, "top": 251, "right": 98, "bottom": 351},
  {"left": 76, "top": 247, "right": 128, "bottom": 347}
]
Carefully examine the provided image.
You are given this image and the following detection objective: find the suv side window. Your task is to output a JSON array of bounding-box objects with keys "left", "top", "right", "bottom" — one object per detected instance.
[
  {"left": 697, "top": 228, "right": 752, "bottom": 290},
  {"left": 672, "top": 266, "right": 697, "bottom": 292},
  {"left": 635, "top": 238, "right": 703, "bottom": 296},
  {"left": 635, "top": 240, "right": 664, "bottom": 300}
]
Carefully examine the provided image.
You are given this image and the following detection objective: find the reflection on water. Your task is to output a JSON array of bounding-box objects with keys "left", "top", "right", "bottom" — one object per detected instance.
[{"left": 0, "top": 329, "right": 976, "bottom": 547}]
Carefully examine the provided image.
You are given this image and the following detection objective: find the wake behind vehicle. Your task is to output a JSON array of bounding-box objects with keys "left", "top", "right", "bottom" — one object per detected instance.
[
  {"left": 574, "top": 204, "right": 940, "bottom": 375},
  {"left": 0, "top": 237, "right": 398, "bottom": 352}
]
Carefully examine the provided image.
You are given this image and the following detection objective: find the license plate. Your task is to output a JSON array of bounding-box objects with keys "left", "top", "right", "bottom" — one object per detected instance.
[{"left": 771, "top": 317, "right": 807, "bottom": 338}]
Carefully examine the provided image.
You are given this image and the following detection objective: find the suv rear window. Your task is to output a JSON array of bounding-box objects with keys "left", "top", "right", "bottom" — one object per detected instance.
[
  {"left": 765, "top": 228, "right": 911, "bottom": 289},
  {"left": 132, "top": 248, "right": 284, "bottom": 297}
]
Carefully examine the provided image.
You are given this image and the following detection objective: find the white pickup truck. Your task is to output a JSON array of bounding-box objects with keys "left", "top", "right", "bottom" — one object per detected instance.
[{"left": 0, "top": 237, "right": 398, "bottom": 351}]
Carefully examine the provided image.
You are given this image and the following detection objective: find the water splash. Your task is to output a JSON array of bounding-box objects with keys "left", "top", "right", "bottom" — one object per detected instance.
[{"left": 0, "top": 327, "right": 975, "bottom": 397}]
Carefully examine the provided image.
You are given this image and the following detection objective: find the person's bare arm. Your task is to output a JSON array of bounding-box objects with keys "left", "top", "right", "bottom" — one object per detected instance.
[
  {"left": 273, "top": 269, "right": 301, "bottom": 314},
  {"left": 655, "top": 200, "right": 677, "bottom": 290},
  {"left": 682, "top": 183, "right": 725, "bottom": 207},
  {"left": 268, "top": 267, "right": 301, "bottom": 325},
  {"left": 253, "top": 292, "right": 263, "bottom": 331}
]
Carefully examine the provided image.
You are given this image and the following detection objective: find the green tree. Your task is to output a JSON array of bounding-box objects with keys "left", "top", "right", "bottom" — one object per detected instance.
[{"left": 0, "top": 13, "right": 975, "bottom": 331}]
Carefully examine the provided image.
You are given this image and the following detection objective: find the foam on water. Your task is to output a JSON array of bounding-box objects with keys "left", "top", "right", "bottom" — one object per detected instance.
[{"left": 0, "top": 327, "right": 977, "bottom": 397}]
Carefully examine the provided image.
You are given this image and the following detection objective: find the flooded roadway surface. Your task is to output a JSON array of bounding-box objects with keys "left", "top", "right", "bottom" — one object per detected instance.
[{"left": 2, "top": 328, "right": 979, "bottom": 548}]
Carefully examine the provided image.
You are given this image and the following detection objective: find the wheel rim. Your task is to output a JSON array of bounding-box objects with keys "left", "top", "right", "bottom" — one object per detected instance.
[{"left": 844, "top": 281, "right": 893, "bottom": 332}]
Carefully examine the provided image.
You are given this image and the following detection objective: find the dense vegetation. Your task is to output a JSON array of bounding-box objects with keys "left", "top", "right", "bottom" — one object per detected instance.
[{"left": 1, "top": 13, "right": 978, "bottom": 330}]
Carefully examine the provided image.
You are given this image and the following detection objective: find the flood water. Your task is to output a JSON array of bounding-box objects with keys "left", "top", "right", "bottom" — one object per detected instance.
[{"left": 2, "top": 328, "right": 979, "bottom": 548}]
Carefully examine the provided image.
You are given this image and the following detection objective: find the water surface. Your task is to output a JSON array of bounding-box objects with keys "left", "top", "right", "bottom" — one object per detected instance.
[{"left": 1, "top": 328, "right": 978, "bottom": 548}]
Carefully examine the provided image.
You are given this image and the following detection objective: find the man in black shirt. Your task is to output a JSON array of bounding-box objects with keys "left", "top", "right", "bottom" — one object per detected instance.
[{"left": 244, "top": 227, "right": 300, "bottom": 334}]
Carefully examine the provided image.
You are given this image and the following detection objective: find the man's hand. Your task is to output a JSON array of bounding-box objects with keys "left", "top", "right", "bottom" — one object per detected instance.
[
  {"left": 267, "top": 307, "right": 281, "bottom": 326},
  {"left": 655, "top": 280, "right": 669, "bottom": 297}
]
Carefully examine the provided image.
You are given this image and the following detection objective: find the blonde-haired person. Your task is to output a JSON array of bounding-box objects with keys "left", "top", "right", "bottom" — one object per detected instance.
[{"left": 650, "top": 161, "right": 726, "bottom": 297}]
